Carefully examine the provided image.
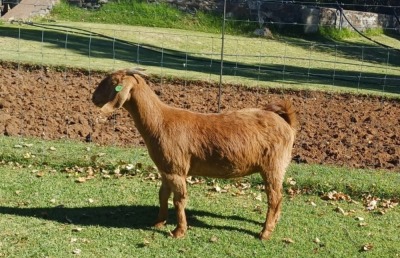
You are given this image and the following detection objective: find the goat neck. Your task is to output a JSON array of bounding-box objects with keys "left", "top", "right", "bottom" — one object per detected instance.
[{"left": 123, "top": 75, "right": 167, "bottom": 140}]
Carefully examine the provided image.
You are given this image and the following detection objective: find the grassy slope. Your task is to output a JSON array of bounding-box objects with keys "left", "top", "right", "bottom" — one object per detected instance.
[
  {"left": 0, "top": 136, "right": 399, "bottom": 257},
  {"left": 46, "top": 0, "right": 255, "bottom": 35}
]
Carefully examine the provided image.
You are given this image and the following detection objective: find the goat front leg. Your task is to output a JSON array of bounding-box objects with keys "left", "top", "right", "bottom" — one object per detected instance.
[
  {"left": 154, "top": 174, "right": 171, "bottom": 228},
  {"left": 259, "top": 174, "right": 283, "bottom": 240},
  {"left": 165, "top": 173, "right": 188, "bottom": 238}
]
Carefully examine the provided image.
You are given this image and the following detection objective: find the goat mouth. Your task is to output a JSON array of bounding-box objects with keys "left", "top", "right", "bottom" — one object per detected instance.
[
  {"left": 91, "top": 95, "right": 104, "bottom": 107},
  {"left": 93, "top": 102, "right": 105, "bottom": 108}
]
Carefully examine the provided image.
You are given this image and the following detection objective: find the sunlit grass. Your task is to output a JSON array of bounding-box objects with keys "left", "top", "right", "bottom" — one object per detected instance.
[
  {"left": 0, "top": 135, "right": 399, "bottom": 257},
  {"left": 47, "top": 0, "right": 256, "bottom": 35}
]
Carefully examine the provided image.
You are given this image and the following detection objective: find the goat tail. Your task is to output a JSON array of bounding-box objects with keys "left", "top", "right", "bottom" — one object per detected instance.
[{"left": 264, "top": 100, "right": 299, "bottom": 130}]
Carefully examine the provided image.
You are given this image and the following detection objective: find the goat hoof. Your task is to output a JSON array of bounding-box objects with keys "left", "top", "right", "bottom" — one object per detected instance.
[
  {"left": 259, "top": 231, "right": 272, "bottom": 241},
  {"left": 170, "top": 228, "right": 186, "bottom": 238},
  {"left": 154, "top": 221, "right": 166, "bottom": 228}
]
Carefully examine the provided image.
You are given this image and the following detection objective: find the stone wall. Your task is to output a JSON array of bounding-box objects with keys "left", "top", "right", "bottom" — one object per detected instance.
[
  {"left": 257, "top": 2, "right": 398, "bottom": 33},
  {"left": 324, "top": 7, "right": 397, "bottom": 31}
]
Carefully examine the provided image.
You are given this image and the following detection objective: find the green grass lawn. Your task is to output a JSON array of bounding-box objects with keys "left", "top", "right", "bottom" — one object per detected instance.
[{"left": 1, "top": 136, "right": 399, "bottom": 257}]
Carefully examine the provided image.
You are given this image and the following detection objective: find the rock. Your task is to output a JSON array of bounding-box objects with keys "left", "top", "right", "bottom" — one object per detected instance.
[
  {"left": 253, "top": 27, "right": 274, "bottom": 39},
  {"left": 4, "top": 118, "right": 20, "bottom": 136}
]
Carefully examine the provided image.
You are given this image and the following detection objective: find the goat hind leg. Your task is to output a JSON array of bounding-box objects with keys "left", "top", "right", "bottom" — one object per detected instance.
[{"left": 259, "top": 174, "right": 283, "bottom": 240}]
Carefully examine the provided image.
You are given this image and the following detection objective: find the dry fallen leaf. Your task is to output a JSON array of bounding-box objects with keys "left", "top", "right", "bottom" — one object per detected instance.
[
  {"left": 363, "top": 195, "right": 381, "bottom": 212},
  {"left": 253, "top": 204, "right": 263, "bottom": 214},
  {"left": 321, "top": 191, "right": 351, "bottom": 201},
  {"left": 145, "top": 173, "right": 159, "bottom": 180},
  {"left": 232, "top": 190, "right": 246, "bottom": 196},
  {"left": 143, "top": 239, "right": 150, "bottom": 246},
  {"left": 210, "top": 236, "right": 218, "bottom": 243},
  {"left": 286, "top": 177, "right": 296, "bottom": 186},
  {"left": 87, "top": 167, "right": 94, "bottom": 176},
  {"left": 211, "top": 185, "right": 222, "bottom": 193},
  {"left": 380, "top": 199, "right": 399, "bottom": 209},
  {"left": 282, "top": 237, "right": 295, "bottom": 244},
  {"left": 126, "top": 164, "right": 135, "bottom": 171},
  {"left": 237, "top": 182, "right": 251, "bottom": 190},
  {"left": 72, "top": 248, "right": 81, "bottom": 255},
  {"left": 75, "top": 177, "right": 86, "bottom": 183},
  {"left": 366, "top": 200, "right": 378, "bottom": 211},
  {"left": 255, "top": 193, "right": 262, "bottom": 201},
  {"left": 186, "top": 176, "right": 204, "bottom": 185},
  {"left": 23, "top": 152, "right": 32, "bottom": 159},
  {"left": 334, "top": 206, "right": 348, "bottom": 215},
  {"left": 72, "top": 227, "right": 83, "bottom": 232},
  {"left": 361, "top": 243, "right": 373, "bottom": 252}
]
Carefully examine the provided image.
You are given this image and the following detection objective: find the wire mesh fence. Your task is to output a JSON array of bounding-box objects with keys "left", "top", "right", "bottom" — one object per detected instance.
[{"left": 1, "top": 23, "right": 399, "bottom": 90}]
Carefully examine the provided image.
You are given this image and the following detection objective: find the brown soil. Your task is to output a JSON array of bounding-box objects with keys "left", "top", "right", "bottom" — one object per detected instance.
[{"left": 1, "top": 62, "right": 399, "bottom": 171}]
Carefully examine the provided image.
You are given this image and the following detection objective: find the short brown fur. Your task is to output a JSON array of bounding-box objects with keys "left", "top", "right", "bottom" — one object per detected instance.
[{"left": 92, "top": 68, "right": 298, "bottom": 240}]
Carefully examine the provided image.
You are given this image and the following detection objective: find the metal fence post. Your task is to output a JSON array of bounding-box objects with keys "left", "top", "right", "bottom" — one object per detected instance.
[{"left": 218, "top": 0, "right": 227, "bottom": 113}]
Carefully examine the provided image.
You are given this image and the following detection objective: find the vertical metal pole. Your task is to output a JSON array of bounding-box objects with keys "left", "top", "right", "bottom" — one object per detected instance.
[
  {"left": 332, "top": 44, "right": 337, "bottom": 86},
  {"left": 357, "top": 46, "right": 365, "bottom": 91},
  {"left": 112, "top": 30, "right": 116, "bottom": 69},
  {"left": 17, "top": 27, "right": 21, "bottom": 70},
  {"left": 307, "top": 42, "right": 312, "bottom": 83},
  {"left": 383, "top": 49, "right": 390, "bottom": 93},
  {"left": 218, "top": 0, "right": 227, "bottom": 113},
  {"left": 161, "top": 33, "right": 165, "bottom": 88},
  {"left": 88, "top": 29, "right": 92, "bottom": 72}
]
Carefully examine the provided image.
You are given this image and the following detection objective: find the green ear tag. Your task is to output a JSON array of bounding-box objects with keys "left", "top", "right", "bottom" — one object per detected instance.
[{"left": 115, "top": 85, "right": 123, "bottom": 92}]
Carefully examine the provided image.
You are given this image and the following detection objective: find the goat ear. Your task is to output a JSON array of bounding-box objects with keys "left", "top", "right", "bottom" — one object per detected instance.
[
  {"left": 100, "top": 82, "right": 132, "bottom": 114},
  {"left": 126, "top": 67, "right": 148, "bottom": 77}
]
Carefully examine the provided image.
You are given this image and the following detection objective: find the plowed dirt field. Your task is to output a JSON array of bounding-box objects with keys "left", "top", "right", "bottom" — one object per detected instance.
[{"left": 1, "top": 63, "right": 399, "bottom": 170}]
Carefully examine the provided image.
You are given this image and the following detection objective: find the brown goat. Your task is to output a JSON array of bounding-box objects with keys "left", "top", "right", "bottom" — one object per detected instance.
[{"left": 92, "top": 68, "right": 298, "bottom": 240}]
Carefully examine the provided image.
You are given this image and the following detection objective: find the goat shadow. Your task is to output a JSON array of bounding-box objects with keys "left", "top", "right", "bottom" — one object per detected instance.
[{"left": 0, "top": 205, "right": 262, "bottom": 238}]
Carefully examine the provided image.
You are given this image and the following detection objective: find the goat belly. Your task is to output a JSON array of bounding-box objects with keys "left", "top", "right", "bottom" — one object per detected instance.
[{"left": 188, "top": 157, "right": 258, "bottom": 178}]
